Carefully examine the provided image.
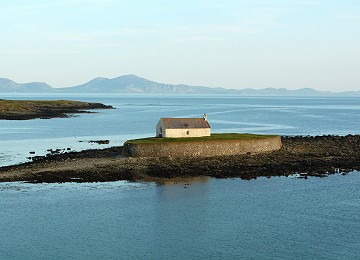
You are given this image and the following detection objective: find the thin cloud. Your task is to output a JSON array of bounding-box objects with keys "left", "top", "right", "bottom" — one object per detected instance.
[
  {"left": 212, "top": 25, "right": 261, "bottom": 34},
  {"left": 332, "top": 13, "right": 360, "bottom": 20},
  {"left": 167, "top": 23, "right": 261, "bottom": 44},
  {"left": 0, "top": 0, "right": 119, "bottom": 11},
  {"left": 170, "top": 35, "right": 226, "bottom": 44}
]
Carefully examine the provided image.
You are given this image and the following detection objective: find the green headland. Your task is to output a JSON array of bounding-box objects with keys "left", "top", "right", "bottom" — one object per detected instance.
[{"left": 0, "top": 99, "right": 113, "bottom": 120}]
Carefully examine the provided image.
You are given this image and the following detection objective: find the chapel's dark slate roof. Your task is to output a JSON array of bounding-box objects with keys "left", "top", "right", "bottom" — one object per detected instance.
[{"left": 160, "top": 118, "right": 210, "bottom": 129}]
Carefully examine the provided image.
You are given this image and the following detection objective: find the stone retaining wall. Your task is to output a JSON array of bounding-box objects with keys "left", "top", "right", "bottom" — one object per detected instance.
[{"left": 122, "top": 136, "right": 282, "bottom": 158}]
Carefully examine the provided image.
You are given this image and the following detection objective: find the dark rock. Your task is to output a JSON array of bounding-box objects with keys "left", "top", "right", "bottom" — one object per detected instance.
[{"left": 88, "top": 140, "right": 110, "bottom": 145}]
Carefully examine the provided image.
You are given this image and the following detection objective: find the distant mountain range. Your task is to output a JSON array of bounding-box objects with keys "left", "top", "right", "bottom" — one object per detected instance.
[
  {"left": 0, "top": 78, "right": 53, "bottom": 93},
  {"left": 0, "top": 74, "right": 359, "bottom": 96}
]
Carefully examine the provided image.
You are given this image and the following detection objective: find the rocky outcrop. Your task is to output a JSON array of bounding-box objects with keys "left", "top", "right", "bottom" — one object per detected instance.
[{"left": 0, "top": 100, "right": 113, "bottom": 120}]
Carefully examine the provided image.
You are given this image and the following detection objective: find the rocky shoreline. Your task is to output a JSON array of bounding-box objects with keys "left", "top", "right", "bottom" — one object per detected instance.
[
  {"left": 0, "top": 100, "right": 113, "bottom": 120},
  {"left": 0, "top": 135, "right": 359, "bottom": 183}
]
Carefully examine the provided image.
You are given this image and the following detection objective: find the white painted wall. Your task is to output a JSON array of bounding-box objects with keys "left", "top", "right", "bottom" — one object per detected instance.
[
  {"left": 165, "top": 128, "right": 210, "bottom": 138},
  {"left": 156, "top": 120, "right": 210, "bottom": 138}
]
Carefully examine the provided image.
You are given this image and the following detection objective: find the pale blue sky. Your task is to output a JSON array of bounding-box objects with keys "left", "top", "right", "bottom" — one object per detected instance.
[{"left": 1, "top": 0, "right": 359, "bottom": 91}]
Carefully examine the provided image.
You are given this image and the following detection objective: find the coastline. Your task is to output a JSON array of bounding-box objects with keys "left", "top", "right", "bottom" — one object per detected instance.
[
  {"left": 0, "top": 100, "right": 113, "bottom": 120},
  {"left": 0, "top": 135, "right": 359, "bottom": 183}
]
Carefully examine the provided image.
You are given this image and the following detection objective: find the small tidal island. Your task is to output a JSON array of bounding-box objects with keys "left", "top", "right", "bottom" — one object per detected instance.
[
  {"left": 0, "top": 99, "right": 113, "bottom": 120},
  {"left": 0, "top": 134, "right": 359, "bottom": 183},
  {"left": 122, "top": 133, "right": 282, "bottom": 157}
]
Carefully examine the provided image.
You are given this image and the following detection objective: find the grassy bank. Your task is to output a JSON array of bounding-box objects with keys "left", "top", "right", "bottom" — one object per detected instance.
[
  {"left": 0, "top": 100, "right": 99, "bottom": 110},
  {"left": 125, "top": 133, "right": 277, "bottom": 144}
]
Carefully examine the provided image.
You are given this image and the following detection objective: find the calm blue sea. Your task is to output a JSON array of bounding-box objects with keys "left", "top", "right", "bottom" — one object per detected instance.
[
  {"left": 1, "top": 94, "right": 359, "bottom": 167},
  {"left": 0, "top": 94, "right": 360, "bottom": 259}
]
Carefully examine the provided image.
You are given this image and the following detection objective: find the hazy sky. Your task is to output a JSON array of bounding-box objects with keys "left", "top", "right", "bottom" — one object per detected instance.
[{"left": 1, "top": 0, "right": 359, "bottom": 91}]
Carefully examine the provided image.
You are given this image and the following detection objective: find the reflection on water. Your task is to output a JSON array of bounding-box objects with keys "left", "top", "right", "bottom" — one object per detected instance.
[
  {"left": 154, "top": 178, "right": 210, "bottom": 259},
  {"left": 0, "top": 180, "right": 151, "bottom": 193},
  {"left": 154, "top": 176, "right": 210, "bottom": 186}
]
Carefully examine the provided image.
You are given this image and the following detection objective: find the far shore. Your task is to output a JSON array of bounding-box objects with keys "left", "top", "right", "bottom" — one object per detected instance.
[
  {"left": 0, "top": 135, "right": 359, "bottom": 183},
  {"left": 0, "top": 99, "right": 113, "bottom": 120}
]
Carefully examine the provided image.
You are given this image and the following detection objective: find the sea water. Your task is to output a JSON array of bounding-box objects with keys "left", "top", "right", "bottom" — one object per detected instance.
[
  {"left": 0, "top": 94, "right": 360, "bottom": 259},
  {"left": 1, "top": 94, "right": 359, "bottom": 167}
]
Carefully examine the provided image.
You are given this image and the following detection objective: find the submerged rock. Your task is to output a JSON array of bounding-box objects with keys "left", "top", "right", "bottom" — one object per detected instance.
[{"left": 88, "top": 140, "right": 110, "bottom": 145}]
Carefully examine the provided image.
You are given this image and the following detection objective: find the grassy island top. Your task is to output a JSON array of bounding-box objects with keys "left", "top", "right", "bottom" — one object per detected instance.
[{"left": 125, "top": 133, "right": 277, "bottom": 145}]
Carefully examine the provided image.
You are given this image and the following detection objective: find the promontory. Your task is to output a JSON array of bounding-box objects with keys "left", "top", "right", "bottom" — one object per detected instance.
[{"left": 0, "top": 99, "right": 113, "bottom": 120}]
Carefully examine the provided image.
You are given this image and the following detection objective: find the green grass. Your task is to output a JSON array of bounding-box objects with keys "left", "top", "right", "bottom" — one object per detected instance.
[
  {"left": 0, "top": 100, "right": 87, "bottom": 111},
  {"left": 125, "top": 133, "right": 277, "bottom": 144}
]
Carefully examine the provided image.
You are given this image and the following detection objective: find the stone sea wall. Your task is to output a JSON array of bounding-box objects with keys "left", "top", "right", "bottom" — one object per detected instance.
[{"left": 122, "top": 136, "right": 282, "bottom": 158}]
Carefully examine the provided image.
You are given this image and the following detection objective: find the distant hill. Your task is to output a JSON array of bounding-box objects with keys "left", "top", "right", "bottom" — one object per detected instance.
[
  {"left": 0, "top": 75, "right": 359, "bottom": 96},
  {"left": 0, "top": 78, "right": 53, "bottom": 93},
  {"left": 60, "top": 74, "right": 224, "bottom": 94}
]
